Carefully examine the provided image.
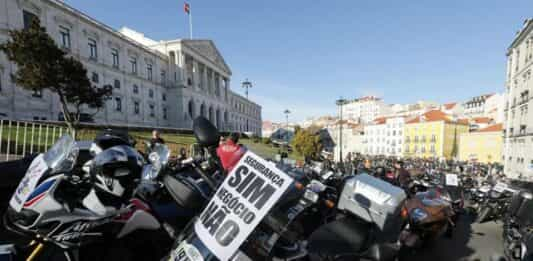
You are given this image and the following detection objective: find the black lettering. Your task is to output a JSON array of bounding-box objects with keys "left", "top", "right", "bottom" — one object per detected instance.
[
  {"left": 200, "top": 202, "right": 218, "bottom": 226},
  {"left": 204, "top": 208, "right": 226, "bottom": 235},
  {"left": 242, "top": 177, "right": 276, "bottom": 209},
  {"left": 227, "top": 197, "right": 238, "bottom": 210},
  {"left": 243, "top": 212, "right": 255, "bottom": 224},
  {"left": 234, "top": 202, "right": 244, "bottom": 215},
  {"left": 236, "top": 171, "right": 256, "bottom": 193},
  {"left": 228, "top": 166, "right": 247, "bottom": 188},
  {"left": 215, "top": 220, "right": 240, "bottom": 246},
  {"left": 217, "top": 187, "right": 227, "bottom": 200}
]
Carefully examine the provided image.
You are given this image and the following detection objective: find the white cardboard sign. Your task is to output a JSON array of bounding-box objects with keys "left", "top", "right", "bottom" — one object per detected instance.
[
  {"left": 194, "top": 151, "right": 293, "bottom": 261},
  {"left": 445, "top": 174, "right": 459, "bottom": 187},
  {"left": 9, "top": 154, "right": 48, "bottom": 212}
]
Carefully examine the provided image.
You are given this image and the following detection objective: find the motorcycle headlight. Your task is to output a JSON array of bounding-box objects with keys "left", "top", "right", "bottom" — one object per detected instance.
[{"left": 410, "top": 208, "right": 428, "bottom": 223}]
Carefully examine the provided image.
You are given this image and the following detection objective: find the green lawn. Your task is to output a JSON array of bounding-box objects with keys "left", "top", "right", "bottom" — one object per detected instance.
[{"left": 0, "top": 122, "right": 302, "bottom": 161}]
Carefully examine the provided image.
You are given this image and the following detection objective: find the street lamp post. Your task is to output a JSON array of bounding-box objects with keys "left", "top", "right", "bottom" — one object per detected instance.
[
  {"left": 284, "top": 109, "right": 290, "bottom": 146},
  {"left": 336, "top": 97, "right": 348, "bottom": 163},
  {"left": 242, "top": 79, "right": 253, "bottom": 100}
]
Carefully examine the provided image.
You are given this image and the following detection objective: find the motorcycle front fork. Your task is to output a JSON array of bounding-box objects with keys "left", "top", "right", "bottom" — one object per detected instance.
[{"left": 26, "top": 241, "right": 44, "bottom": 261}]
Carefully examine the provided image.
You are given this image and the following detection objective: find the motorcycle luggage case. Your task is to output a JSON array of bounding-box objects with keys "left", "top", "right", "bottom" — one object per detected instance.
[
  {"left": 508, "top": 191, "right": 531, "bottom": 217},
  {"left": 337, "top": 174, "right": 406, "bottom": 242}
]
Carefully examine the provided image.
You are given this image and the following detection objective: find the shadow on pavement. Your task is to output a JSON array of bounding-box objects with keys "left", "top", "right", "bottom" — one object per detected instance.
[{"left": 400, "top": 213, "right": 502, "bottom": 261}]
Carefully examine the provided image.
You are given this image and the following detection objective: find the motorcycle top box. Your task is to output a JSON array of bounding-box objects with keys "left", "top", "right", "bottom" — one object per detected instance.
[{"left": 337, "top": 173, "right": 407, "bottom": 242}]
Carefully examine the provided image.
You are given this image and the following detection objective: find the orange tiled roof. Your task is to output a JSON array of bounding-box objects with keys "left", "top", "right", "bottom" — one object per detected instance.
[
  {"left": 472, "top": 117, "right": 492, "bottom": 124},
  {"left": 476, "top": 123, "right": 503, "bottom": 132},
  {"left": 443, "top": 103, "right": 456, "bottom": 110},
  {"left": 373, "top": 117, "right": 387, "bottom": 124},
  {"left": 407, "top": 110, "right": 449, "bottom": 123}
]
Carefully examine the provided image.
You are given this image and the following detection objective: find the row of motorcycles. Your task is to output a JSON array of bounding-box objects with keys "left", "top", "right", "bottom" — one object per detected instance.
[
  {"left": 465, "top": 175, "right": 533, "bottom": 261},
  {"left": 0, "top": 115, "right": 526, "bottom": 261}
]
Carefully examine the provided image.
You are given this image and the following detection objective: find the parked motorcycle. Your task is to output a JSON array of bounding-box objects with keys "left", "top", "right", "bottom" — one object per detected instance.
[
  {"left": 2, "top": 134, "right": 200, "bottom": 261},
  {"left": 502, "top": 190, "right": 533, "bottom": 260},
  {"left": 476, "top": 182, "right": 514, "bottom": 223},
  {"left": 400, "top": 188, "right": 455, "bottom": 248}
]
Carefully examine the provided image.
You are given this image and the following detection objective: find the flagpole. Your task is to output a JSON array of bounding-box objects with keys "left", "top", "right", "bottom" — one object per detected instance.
[{"left": 188, "top": 6, "right": 193, "bottom": 39}]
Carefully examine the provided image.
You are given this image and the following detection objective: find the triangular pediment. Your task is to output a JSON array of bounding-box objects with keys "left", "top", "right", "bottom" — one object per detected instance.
[{"left": 183, "top": 40, "right": 232, "bottom": 75}]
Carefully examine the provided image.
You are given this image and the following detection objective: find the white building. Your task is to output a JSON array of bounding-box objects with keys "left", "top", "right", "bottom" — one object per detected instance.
[
  {"left": 462, "top": 93, "right": 504, "bottom": 123},
  {"left": 363, "top": 117, "right": 388, "bottom": 156},
  {"left": 385, "top": 116, "right": 405, "bottom": 157},
  {"left": 385, "top": 100, "right": 438, "bottom": 118},
  {"left": 503, "top": 18, "right": 533, "bottom": 180},
  {"left": 343, "top": 96, "right": 391, "bottom": 123},
  {"left": 0, "top": 0, "right": 261, "bottom": 135},
  {"left": 327, "top": 122, "right": 364, "bottom": 162}
]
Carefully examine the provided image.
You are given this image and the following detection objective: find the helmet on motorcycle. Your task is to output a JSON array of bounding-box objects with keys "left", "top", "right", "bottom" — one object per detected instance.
[{"left": 91, "top": 145, "right": 145, "bottom": 206}]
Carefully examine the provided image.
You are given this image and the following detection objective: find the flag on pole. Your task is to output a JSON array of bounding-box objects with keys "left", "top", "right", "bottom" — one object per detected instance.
[{"left": 184, "top": 2, "right": 190, "bottom": 14}]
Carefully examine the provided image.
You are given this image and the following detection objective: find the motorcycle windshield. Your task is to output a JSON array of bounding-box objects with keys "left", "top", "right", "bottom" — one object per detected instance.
[{"left": 42, "top": 135, "right": 78, "bottom": 174}]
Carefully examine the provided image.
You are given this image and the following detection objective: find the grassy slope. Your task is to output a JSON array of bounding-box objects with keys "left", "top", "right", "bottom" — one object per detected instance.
[{"left": 0, "top": 124, "right": 303, "bottom": 160}]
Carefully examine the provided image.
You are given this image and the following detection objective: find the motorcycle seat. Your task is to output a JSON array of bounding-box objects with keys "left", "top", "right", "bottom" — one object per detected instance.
[
  {"left": 307, "top": 216, "right": 370, "bottom": 257},
  {"left": 163, "top": 175, "right": 206, "bottom": 210}
]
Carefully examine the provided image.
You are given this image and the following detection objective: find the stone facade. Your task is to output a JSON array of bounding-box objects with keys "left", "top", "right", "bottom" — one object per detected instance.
[
  {"left": 0, "top": 0, "right": 261, "bottom": 135},
  {"left": 503, "top": 19, "right": 533, "bottom": 179}
]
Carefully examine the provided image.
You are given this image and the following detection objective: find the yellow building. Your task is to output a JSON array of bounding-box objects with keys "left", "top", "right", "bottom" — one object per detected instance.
[
  {"left": 404, "top": 110, "right": 469, "bottom": 160},
  {"left": 459, "top": 124, "right": 503, "bottom": 163}
]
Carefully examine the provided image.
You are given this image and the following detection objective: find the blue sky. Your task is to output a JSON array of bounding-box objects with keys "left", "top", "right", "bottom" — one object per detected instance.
[{"left": 66, "top": 0, "right": 533, "bottom": 123}]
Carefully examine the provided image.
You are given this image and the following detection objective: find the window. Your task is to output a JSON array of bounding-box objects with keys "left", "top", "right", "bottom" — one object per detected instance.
[
  {"left": 59, "top": 26, "right": 71, "bottom": 49},
  {"left": 111, "top": 48, "right": 119, "bottom": 68},
  {"left": 161, "top": 70, "right": 166, "bottom": 82},
  {"left": 88, "top": 38, "right": 97, "bottom": 60},
  {"left": 430, "top": 145, "right": 435, "bottom": 152},
  {"left": 23, "top": 10, "right": 38, "bottom": 29},
  {"left": 133, "top": 84, "right": 139, "bottom": 94},
  {"left": 163, "top": 108, "right": 167, "bottom": 119},
  {"left": 115, "top": 97, "right": 122, "bottom": 111},
  {"left": 130, "top": 57, "right": 137, "bottom": 74},
  {"left": 149, "top": 104, "right": 155, "bottom": 117},
  {"left": 91, "top": 72, "right": 99, "bottom": 83},
  {"left": 149, "top": 89, "right": 154, "bottom": 98},
  {"left": 134, "top": 101, "right": 140, "bottom": 114},
  {"left": 32, "top": 89, "right": 42, "bottom": 98},
  {"left": 147, "top": 64, "right": 153, "bottom": 80},
  {"left": 162, "top": 93, "right": 166, "bottom": 101},
  {"left": 114, "top": 79, "right": 120, "bottom": 89}
]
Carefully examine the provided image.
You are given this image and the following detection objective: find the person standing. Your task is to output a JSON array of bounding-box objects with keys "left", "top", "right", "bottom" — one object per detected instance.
[
  {"left": 394, "top": 160, "right": 411, "bottom": 189},
  {"left": 150, "top": 130, "right": 165, "bottom": 145}
]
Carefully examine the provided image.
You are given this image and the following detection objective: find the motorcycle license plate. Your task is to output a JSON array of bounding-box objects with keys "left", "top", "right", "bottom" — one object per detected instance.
[
  {"left": 169, "top": 242, "right": 204, "bottom": 261},
  {"left": 9, "top": 154, "right": 47, "bottom": 212}
]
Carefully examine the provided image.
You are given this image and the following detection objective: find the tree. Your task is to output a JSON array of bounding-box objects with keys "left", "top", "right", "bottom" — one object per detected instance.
[
  {"left": 0, "top": 20, "right": 111, "bottom": 138},
  {"left": 291, "top": 128, "right": 323, "bottom": 160}
]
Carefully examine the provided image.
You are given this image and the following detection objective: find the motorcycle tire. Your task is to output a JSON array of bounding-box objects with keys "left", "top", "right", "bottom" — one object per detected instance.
[{"left": 476, "top": 207, "right": 492, "bottom": 224}]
